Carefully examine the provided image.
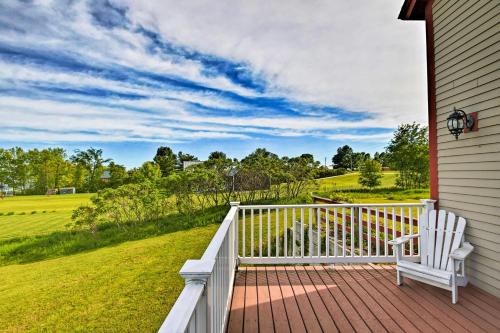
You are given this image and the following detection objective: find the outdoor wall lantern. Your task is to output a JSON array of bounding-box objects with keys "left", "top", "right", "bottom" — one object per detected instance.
[{"left": 447, "top": 107, "right": 475, "bottom": 140}]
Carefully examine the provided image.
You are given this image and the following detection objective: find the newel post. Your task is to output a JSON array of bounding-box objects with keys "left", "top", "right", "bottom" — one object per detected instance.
[
  {"left": 179, "top": 259, "right": 215, "bottom": 333},
  {"left": 230, "top": 202, "right": 240, "bottom": 268},
  {"left": 419, "top": 199, "right": 436, "bottom": 265}
]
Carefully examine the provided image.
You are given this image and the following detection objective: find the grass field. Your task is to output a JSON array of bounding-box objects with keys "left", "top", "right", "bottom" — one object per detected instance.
[
  {"left": 317, "top": 171, "right": 398, "bottom": 191},
  {"left": 315, "top": 172, "right": 429, "bottom": 204},
  {"left": 0, "top": 224, "right": 218, "bottom": 332},
  {"left": 0, "top": 194, "right": 92, "bottom": 240}
]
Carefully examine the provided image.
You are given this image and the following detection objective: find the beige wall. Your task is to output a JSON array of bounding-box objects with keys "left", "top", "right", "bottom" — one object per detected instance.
[{"left": 432, "top": 0, "right": 500, "bottom": 297}]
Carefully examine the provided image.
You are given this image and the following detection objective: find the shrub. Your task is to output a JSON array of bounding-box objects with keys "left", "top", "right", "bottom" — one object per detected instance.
[
  {"left": 7, "top": 212, "right": 14, "bottom": 216},
  {"left": 31, "top": 211, "right": 37, "bottom": 214},
  {"left": 358, "top": 159, "right": 382, "bottom": 189},
  {"left": 72, "top": 182, "right": 172, "bottom": 232},
  {"left": 19, "top": 212, "right": 26, "bottom": 215}
]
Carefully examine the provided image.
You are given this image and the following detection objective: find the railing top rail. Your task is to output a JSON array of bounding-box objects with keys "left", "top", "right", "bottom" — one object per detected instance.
[
  {"left": 158, "top": 283, "right": 204, "bottom": 333},
  {"left": 239, "top": 203, "right": 426, "bottom": 209},
  {"left": 201, "top": 203, "right": 239, "bottom": 262}
]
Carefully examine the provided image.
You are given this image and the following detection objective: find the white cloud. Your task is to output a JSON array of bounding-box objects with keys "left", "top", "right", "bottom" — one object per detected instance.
[
  {"left": 0, "top": 0, "right": 427, "bottom": 150},
  {"left": 123, "top": 0, "right": 428, "bottom": 123}
]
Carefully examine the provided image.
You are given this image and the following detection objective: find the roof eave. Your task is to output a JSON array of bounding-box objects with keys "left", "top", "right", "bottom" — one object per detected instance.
[{"left": 398, "top": 0, "right": 427, "bottom": 21}]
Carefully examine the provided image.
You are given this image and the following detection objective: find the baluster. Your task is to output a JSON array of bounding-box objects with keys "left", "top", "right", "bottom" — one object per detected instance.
[
  {"left": 284, "top": 208, "right": 288, "bottom": 257},
  {"left": 259, "top": 209, "right": 263, "bottom": 258},
  {"left": 309, "top": 208, "right": 313, "bottom": 258},
  {"left": 317, "top": 208, "right": 321, "bottom": 257},
  {"left": 409, "top": 207, "right": 413, "bottom": 256},
  {"left": 334, "top": 208, "right": 338, "bottom": 257},
  {"left": 350, "top": 207, "right": 355, "bottom": 256},
  {"left": 276, "top": 208, "right": 279, "bottom": 258},
  {"left": 392, "top": 207, "right": 396, "bottom": 256},
  {"left": 267, "top": 208, "right": 271, "bottom": 257},
  {"left": 384, "top": 207, "right": 388, "bottom": 256},
  {"left": 416, "top": 207, "right": 421, "bottom": 256},
  {"left": 400, "top": 207, "right": 405, "bottom": 256},
  {"left": 242, "top": 209, "right": 246, "bottom": 258},
  {"left": 292, "top": 208, "right": 296, "bottom": 258},
  {"left": 301, "top": 208, "right": 305, "bottom": 257},
  {"left": 367, "top": 208, "right": 371, "bottom": 257},
  {"left": 251, "top": 209, "right": 254, "bottom": 258},
  {"left": 358, "top": 207, "right": 363, "bottom": 256},
  {"left": 375, "top": 208, "right": 380, "bottom": 257},
  {"left": 326, "top": 208, "right": 330, "bottom": 257}
]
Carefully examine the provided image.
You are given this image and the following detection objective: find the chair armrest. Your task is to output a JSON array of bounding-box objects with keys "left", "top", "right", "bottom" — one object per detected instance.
[
  {"left": 449, "top": 242, "right": 474, "bottom": 260},
  {"left": 388, "top": 234, "right": 420, "bottom": 246}
]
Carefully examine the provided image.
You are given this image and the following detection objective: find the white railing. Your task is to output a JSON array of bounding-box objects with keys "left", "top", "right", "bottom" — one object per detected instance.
[
  {"left": 159, "top": 199, "right": 435, "bottom": 332},
  {"left": 237, "top": 201, "right": 434, "bottom": 264},
  {"left": 159, "top": 202, "right": 239, "bottom": 333}
]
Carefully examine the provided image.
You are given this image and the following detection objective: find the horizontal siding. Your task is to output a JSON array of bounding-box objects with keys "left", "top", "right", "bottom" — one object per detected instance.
[
  {"left": 435, "top": 2, "right": 499, "bottom": 57},
  {"left": 433, "top": 0, "right": 500, "bottom": 297}
]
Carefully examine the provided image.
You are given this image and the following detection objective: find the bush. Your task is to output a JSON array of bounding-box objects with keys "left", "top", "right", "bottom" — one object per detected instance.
[
  {"left": 7, "top": 212, "right": 14, "bottom": 216},
  {"left": 31, "top": 211, "right": 37, "bottom": 214},
  {"left": 72, "top": 182, "right": 172, "bottom": 232},
  {"left": 328, "top": 192, "right": 354, "bottom": 203},
  {"left": 314, "top": 167, "right": 346, "bottom": 178},
  {"left": 358, "top": 160, "right": 382, "bottom": 189}
]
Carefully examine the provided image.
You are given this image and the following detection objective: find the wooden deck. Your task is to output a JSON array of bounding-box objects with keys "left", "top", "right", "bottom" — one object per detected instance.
[{"left": 227, "top": 264, "right": 500, "bottom": 333}]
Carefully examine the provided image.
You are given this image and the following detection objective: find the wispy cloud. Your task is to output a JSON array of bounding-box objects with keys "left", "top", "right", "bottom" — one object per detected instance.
[{"left": 0, "top": 0, "right": 426, "bottom": 161}]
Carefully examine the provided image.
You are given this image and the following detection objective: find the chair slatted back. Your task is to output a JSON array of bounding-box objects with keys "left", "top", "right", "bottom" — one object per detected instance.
[{"left": 420, "top": 209, "right": 466, "bottom": 271}]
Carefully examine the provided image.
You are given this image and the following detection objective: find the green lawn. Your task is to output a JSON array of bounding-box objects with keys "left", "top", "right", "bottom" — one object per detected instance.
[
  {"left": 317, "top": 171, "right": 398, "bottom": 191},
  {"left": 0, "top": 194, "right": 92, "bottom": 239},
  {"left": 0, "top": 225, "right": 218, "bottom": 333},
  {"left": 0, "top": 192, "right": 225, "bottom": 332},
  {"left": 315, "top": 172, "right": 429, "bottom": 204}
]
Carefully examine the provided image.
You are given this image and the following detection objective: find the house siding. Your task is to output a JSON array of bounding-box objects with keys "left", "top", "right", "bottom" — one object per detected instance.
[{"left": 432, "top": 0, "right": 500, "bottom": 297}]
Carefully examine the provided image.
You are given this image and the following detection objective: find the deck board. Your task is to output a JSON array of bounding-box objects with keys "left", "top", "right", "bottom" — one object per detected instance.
[{"left": 228, "top": 264, "right": 500, "bottom": 333}]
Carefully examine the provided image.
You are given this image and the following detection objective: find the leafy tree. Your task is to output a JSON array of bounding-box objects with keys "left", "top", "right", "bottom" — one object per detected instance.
[
  {"left": 374, "top": 152, "right": 389, "bottom": 167},
  {"left": 208, "top": 151, "right": 227, "bottom": 161},
  {"left": 6, "top": 147, "right": 30, "bottom": 194},
  {"left": 27, "top": 148, "right": 70, "bottom": 193},
  {"left": 107, "top": 162, "right": 128, "bottom": 188},
  {"left": 385, "top": 123, "right": 429, "bottom": 189},
  {"left": 154, "top": 146, "right": 177, "bottom": 177},
  {"left": 332, "top": 145, "right": 354, "bottom": 169},
  {"left": 0, "top": 148, "right": 12, "bottom": 189},
  {"left": 358, "top": 159, "right": 383, "bottom": 189},
  {"left": 70, "top": 148, "right": 111, "bottom": 192},
  {"left": 129, "top": 161, "right": 162, "bottom": 183}
]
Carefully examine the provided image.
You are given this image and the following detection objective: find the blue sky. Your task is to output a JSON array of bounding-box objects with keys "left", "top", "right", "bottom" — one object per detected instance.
[{"left": 0, "top": 0, "right": 427, "bottom": 167}]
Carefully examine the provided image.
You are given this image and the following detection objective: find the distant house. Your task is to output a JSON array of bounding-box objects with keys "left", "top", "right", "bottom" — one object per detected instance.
[
  {"left": 100, "top": 170, "right": 111, "bottom": 182},
  {"left": 399, "top": 0, "right": 500, "bottom": 297},
  {"left": 182, "top": 160, "right": 204, "bottom": 170}
]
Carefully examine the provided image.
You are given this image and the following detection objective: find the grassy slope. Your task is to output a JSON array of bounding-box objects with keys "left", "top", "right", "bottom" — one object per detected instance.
[
  {"left": 316, "top": 172, "right": 429, "bottom": 203},
  {"left": 0, "top": 224, "right": 218, "bottom": 333},
  {"left": 0, "top": 194, "right": 92, "bottom": 239},
  {"left": 317, "top": 172, "right": 398, "bottom": 190}
]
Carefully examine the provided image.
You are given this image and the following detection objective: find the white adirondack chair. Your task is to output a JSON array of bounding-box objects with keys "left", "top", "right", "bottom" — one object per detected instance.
[{"left": 389, "top": 209, "right": 474, "bottom": 304}]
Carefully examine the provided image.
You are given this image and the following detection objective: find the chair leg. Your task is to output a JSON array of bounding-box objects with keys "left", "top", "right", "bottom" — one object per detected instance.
[
  {"left": 451, "top": 260, "right": 458, "bottom": 304},
  {"left": 397, "top": 270, "right": 403, "bottom": 286}
]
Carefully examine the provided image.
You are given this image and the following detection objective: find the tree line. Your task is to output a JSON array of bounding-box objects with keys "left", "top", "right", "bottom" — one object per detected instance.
[{"left": 0, "top": 123, "right": 428, "bottom": 198}]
